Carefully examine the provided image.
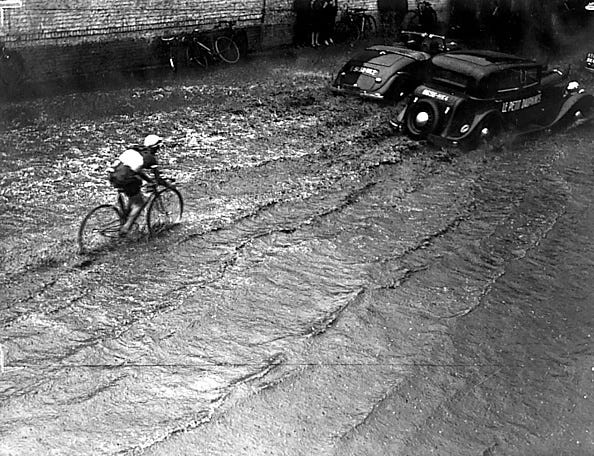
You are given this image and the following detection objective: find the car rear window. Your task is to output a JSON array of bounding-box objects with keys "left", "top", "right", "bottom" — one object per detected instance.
[{"left": 430, "top": 67, "right": 472, "bottom": 91}]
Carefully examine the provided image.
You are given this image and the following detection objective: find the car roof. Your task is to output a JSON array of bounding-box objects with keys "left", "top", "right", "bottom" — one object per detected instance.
[
  {"left": 432, "top": 50, "right": 540, "bottom": 80},
  {"left": 367, "top": 45, "right": 429, "bottom": 61}
]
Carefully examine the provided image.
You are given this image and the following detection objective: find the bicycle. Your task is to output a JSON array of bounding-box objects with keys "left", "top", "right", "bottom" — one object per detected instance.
[
  {"left": 401, "top": 1, "right": 438, "bottom": 34},
  {"left": 159, "top": 35, "right": 184, "bottom": 72},
  {"left": 78, "top": 179, "right": 183, "bottom": 254},
  {"left": 0, "top": 43, "right": 25, "bottom": 93},
  {"left": 185, "top": 20, "right": 241, "bottom": 69},
  {"left": 334, "top": 6, "right": 377, "bottom": 43}
]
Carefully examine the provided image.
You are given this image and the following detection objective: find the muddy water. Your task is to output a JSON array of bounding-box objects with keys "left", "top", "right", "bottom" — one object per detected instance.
[{"left": 1, "top": 47, "right": 593, "bottom": 455}]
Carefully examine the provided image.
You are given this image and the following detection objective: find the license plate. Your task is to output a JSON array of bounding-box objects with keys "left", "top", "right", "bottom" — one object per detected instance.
[{"left": 352, "top": 66, "right": 378, "bottom": 77}]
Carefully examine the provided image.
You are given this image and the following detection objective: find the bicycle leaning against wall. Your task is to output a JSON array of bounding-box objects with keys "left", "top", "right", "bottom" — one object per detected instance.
[
  {"left": 185, "top": 20, "right": 241, "bottom": 69},
  {"left": 0, "top": 43, "right": 25, "bottom": 94},
  {"left": 158, "top": 34, "right": 185, "bottom": 72},
  {"left": 158, "top": 20, "right": 241, "bottom": 72},
  {"left": 334, "top": 6, "right": 377, "bottom": 43}
]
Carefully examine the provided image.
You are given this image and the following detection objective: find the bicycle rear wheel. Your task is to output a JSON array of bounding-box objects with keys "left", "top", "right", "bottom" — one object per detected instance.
[
  {"left": 402, "top": 11, "right": 421, "bottom": 31},
  {"left": 78, "top": 204, "right": 123, "bottom": 254},
  {"left": 335, "top": 19, "right": 360, "bottom": 43},
  {"left": 146, "top": 187, "right": 184, "bottom": 237},
  {"left": 214, "top": 36, "right": 240, "bottom": 64}
]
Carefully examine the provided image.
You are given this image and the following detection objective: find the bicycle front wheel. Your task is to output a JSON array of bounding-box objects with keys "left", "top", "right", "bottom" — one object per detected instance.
[
  {"left": 363, "top": 15, "right": 377, "bottom": 38},
  {"left": 186, "top": 46, "right": 209, "bottom": 69},
  {"left": 214, "top": 36, "right": 240, "bottom": 64},
  {"left": 335, "top": 20, "right": 360, "bottom": 42},
  {"left": 78, "top": 204, "right": 123, "bottom": 254},
  {"left": 146, "top": 187, "right": 184, "bottom": 237}
]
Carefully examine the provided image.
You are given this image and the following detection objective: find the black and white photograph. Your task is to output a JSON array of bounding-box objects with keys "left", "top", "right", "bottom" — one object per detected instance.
[{"left": 1, "top": 0, "right": 593, "bottom": 455}]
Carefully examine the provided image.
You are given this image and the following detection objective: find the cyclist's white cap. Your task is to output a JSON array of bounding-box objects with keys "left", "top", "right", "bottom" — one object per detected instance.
[{"left": 144, "top": 134, "right": 163, "bottom": 148}]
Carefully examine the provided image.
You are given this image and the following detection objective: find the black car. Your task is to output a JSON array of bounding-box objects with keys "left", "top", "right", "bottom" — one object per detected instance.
[
  {"left": 392, "top": 50, "right": 593, "bottom": 149},
  {"left": 331, "top": 32, "right": 459, "bottom": 102}
]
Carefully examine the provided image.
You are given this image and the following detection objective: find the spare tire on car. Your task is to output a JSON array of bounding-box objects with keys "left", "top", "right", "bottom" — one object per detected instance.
[{"left": 405, "top": 99, "right": 441, "bottom": 139}]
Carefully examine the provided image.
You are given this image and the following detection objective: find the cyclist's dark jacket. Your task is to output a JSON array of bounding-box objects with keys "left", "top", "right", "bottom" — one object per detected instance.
[{"left": 108, "top": 146, "right": 157, "bottom": 197}]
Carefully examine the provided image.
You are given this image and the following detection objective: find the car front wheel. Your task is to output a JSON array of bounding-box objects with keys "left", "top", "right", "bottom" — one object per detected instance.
[{"left": 558, "top": 98, "right": 593, "bottom": 130}]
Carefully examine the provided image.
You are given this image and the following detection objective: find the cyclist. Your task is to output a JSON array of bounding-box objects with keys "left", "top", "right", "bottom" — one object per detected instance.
[{"left": 107, "top": 134, "right": 165, "bottom": 235}]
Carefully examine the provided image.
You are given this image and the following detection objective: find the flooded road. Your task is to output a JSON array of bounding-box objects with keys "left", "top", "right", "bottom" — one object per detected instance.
[{"left": 1, "top": 44, "right": 593, "bottom": 455}]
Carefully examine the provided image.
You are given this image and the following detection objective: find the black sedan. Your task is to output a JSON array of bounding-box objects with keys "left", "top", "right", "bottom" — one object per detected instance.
[
  {"left": 391, "top": 50, "right": 593, "bottom": 149},
  {"left": 331, "top": 32, "right": 459, "bottom": 102},
  {"left": 331, "top": 45, "right": 431, "bottom": 102}
]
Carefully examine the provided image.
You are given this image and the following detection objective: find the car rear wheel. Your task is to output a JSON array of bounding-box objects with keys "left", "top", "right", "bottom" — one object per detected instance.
[{"left": 405, "top": 100, "right": 441, "bottom": 139}]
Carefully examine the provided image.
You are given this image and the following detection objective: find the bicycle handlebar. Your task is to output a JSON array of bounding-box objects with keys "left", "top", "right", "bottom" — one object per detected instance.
[
  {"left": 401, "top": 30, "right": 446, "bottom": 40},
  {"left": 217, "top": 20, "right": 236, "bottom": 28},
  {"left": 143, "top": 177, "right": 176, "bottom": 192}
]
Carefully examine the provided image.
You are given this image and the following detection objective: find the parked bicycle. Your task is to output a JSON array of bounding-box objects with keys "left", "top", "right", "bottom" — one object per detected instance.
[
  {"left": 401, "top": 1, "right": 438, "bottom": 34},
  {"left": 159, "top": 34, "right": 184, "bottom": 72},
  {"left": 334, "top": 6, "right": 377, "bottom": 43},
  {"left": 0, "top": 43, "right": 25, "bottom": 93},
  {"left": 158, "top": 20, "right": 241, "bottom": 72},
  {"left": 185, "top": 20, "right": 241, "bottom": 69},
  {"left": 78, "top": 178, "right": 183, "bottom": 254}
]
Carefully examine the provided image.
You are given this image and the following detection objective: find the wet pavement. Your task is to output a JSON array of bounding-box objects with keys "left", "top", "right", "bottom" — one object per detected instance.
[{"left": 0, "top": 40, "right": 593, "bottom": 455}]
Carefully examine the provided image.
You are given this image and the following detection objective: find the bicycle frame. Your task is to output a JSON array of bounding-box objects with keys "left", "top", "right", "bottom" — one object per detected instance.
[
  {"left": 187, "top": 21, "right": 240, "bottom": 65},
  {"left": 159, "top": 35, "right": 181, "bottom": 71},
  {"left": 186, "top": 32, "right": 216, "bottom": 59},
  {"left": 116, "top": 181, "right": 162, "bottom": 230}
]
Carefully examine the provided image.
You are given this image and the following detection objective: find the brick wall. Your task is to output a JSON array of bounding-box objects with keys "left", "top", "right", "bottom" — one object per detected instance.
[
  {"left": 1, "top": 0, "right": 263, "bottom": 46},
  {"left": 0, "top": 0, "right": 452, "bottom": 86}
]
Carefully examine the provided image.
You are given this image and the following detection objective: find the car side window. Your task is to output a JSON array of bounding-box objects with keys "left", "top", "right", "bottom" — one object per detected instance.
[
  {"left": 495, "top": 69, "right": 521, "bottom": 94},
  {"left": 520, "top": 67, "right": 540, "bottom": 88}
]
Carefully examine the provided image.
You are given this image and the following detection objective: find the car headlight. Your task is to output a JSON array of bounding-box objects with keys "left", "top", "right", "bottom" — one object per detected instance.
[
  {"left": 460, "top": 124, "right": 470, "bottom": 134},
  {"left": 375, "top": 77, "right": 382, "bottom": 83},
  {"left": 566, "top": 81, "right": 580, "bottom": 93}
]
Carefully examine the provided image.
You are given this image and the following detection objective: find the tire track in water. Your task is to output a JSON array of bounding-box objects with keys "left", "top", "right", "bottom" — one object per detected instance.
[
  {"left": 1, "top": 135, "right": 468, "bottom": 455},
  {"left": 7, "top": 59, "right": 577, "bottom": 454},
  {"left": 153, "top": 135, "right": 574, "bottom": 456}
]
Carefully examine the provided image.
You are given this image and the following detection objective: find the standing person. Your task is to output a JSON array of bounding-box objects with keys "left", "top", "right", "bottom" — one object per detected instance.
[
  {"left": 293, "top": 0, "right": 311, "bottom": 47},
  {"left": 107, "top": 134, "right": 165, "bottom": 235},
  {"left": 310, "top": 0, "right": 325, "bottom": 47},
  {"left": 321, "top": 0, "right": 338, "bottom": 45},
  {"left": 418, "top": 1, "right": 438, "bottom": 33}
]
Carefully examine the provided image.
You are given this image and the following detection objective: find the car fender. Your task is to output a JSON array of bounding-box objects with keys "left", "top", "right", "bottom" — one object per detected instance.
[
  {"left": 450, "top": 109, "right": 503, "bottom": 140},
  {"left": 392, "top": 95, "right": 413, "bottom": 126},
  {"left": 548, "top": 92, "right": 594, "bottom": 127},
  {"left": 382, "top": 71, "right": 416, "bottom": 97},
  {"left": 471, "top": 109, "right": 503, "bottom": 129}
]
